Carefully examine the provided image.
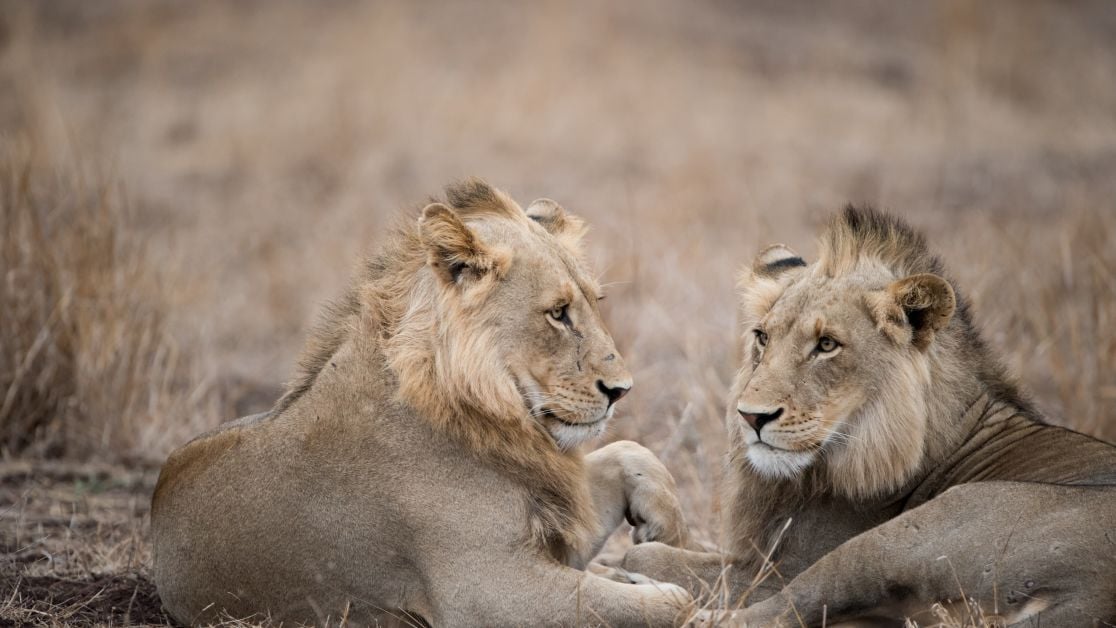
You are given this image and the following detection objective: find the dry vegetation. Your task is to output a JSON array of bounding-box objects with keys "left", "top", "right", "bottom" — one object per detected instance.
[
  {"left": 1, "top": 1, "right": 1114, "bottom": 626},
  {"left": 0, "top": 148, "right": 220, "bottom": 461}
]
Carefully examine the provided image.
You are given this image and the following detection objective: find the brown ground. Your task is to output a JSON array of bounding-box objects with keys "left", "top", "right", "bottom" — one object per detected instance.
[
  {"left": 0, "top": 462, "right": 165, "bottom": 626},
  {"left": 1, "top": 1, "right": 1114, "bottom": 626}
]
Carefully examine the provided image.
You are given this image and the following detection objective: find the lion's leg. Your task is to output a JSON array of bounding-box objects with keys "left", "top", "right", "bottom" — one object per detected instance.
[
  {"left": 583, "top": 441, "right": 691, "bottom": 564},
  {"left": 431, "top": 558, "right": 693, "bottom": 628},
  {"left": 740, "top": 482, "right": 1116, "bottom": 627},
  {"left": 584, "top": 442, "right": 635, "bottom": 557}
]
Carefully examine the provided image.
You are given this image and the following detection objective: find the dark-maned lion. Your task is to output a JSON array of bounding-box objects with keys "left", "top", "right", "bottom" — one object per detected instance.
[{"left": 624, "top": 206, "right": 1116, "bottom": 626}]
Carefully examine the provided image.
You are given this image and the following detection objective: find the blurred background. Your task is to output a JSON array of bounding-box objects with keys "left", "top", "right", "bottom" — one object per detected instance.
[{"left": 2, "top": 1, "right": 1115, "bottom": 624}]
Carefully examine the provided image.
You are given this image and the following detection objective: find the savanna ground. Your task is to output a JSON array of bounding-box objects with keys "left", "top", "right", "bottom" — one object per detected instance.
[{"left": 1, "top": 1, "right": 1115, "bottom": 626}]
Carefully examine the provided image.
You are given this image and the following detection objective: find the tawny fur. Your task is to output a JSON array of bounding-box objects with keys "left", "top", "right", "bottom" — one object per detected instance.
[
  {"left": 624, "top": 205, "right": 1116, "bottom": 626},
  {"left": 267, "top": 181, "right": 594, "bottom": 559},
  {"left": 151, "top": 179, "right": 693, "bottom": 627}
]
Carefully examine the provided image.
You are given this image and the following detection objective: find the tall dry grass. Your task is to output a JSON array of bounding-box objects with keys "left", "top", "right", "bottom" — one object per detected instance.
[{"left": 0, "top": 145, "right": 216, "bottom": 461}]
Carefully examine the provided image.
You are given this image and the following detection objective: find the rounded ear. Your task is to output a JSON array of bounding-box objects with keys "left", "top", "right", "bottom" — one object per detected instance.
[
  {"left": 525, "top": 198, "right": 587, "bottom": 244},
  {"left": 751, "top": 244, "right": 807, "bottom": 278},
  {"left": 868, "top": 273, "right": 956, "bottom": 350},
  {"left": 737, "top": 244, "right": 807, "bottom": 318},
  {"left": 419, "top": 203, "right": 501, "bottom": 285},
  {"left": 736, "top": 245, "right": 808, "bottom": 357}
]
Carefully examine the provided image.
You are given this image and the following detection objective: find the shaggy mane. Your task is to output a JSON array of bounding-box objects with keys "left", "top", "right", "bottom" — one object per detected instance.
[
  {"left": 444, "top": 177, "right": 524, "bottom": 220},
  {"left": 815, "top": 204, "right": 1036, "bottom": 416},
  {"left": 270, "top": 178, "right": 598, "bottom": 562},
  {"left": 274, "top": 178, "right": 523, "bottom": 415},
  {"left": 818, "top": 205, "right": 945, "bottom": 278}
]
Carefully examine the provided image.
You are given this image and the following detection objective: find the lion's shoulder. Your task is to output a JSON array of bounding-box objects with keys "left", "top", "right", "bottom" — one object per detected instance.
[
  {"left": 967, "top": 400, "right": 1116, "bottom": 485},
  {"left": 151, "top": 415, "right": 262, "bottom": 510}
]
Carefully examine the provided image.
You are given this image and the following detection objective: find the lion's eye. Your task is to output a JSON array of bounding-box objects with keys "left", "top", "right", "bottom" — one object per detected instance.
[
  {"left": 548, "top": 304, "right": 570, "bottom": 324},
  {"left": 817, "top": 336, "right": 839, "bottom": 353},
  {"left": 754, "top": 329, "right": 768, "bottom": 348}
]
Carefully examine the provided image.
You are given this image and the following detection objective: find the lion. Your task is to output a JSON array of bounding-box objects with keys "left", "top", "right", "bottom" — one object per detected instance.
[
  {"left": 622, "top": 206, "right": 1116, "bottom": 626},
  {"left": 151, "top": 179, "right": 694, "bottom": 627}
]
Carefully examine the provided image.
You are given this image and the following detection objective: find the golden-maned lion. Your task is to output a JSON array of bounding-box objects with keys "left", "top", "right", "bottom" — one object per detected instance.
[
  {"left": 623, "top": 206, "right": 1116, "bottom": 626},
  {"left": 151, "top": 180, "right": 693, "bottom": 627}
]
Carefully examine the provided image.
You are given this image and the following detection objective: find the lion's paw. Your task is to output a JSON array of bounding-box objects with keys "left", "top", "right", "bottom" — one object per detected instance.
[{"left": 621, "top": 540, "right": 672, "bottom": 575}]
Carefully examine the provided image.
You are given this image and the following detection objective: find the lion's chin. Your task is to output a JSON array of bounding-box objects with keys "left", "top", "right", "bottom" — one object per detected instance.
[
  {"left": 548, "top": 420, "right": 608, "bottom": 451},
  {"left": 746, "top": 443, "right": 815, "bottom": 479},
  {"left": 539, "top": 407, "right": 612, "bottom": 451}
]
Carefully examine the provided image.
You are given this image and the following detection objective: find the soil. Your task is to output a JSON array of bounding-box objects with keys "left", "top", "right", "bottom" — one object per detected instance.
[{"left": 0, "top": 461, "right": 173, "bottom": 627}]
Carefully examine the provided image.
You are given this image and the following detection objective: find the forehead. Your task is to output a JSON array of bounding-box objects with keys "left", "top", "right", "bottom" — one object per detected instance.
[
  {"left": 764, "top": 264, "right": 889, "bottom": 333},
  {"left": 470, "top": 216, "right": 600, "bottom": 299}
]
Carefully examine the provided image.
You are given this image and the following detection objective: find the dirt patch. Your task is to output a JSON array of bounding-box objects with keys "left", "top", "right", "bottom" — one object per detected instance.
[
  {"left": 0, "top": 572, "right": 170, "bottom": 627},
  {"left": 0, "top": 461, "right": 172, "bottom": 627}
]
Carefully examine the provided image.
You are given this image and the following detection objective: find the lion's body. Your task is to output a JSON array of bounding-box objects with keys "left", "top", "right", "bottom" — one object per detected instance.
[
  {"left": 152, "top": 181, "right": 692, "bottom": 627},
  {"left": 624, "top": 207, "right": 1116, "bottom": 626},
  {"left": 153, "top": 364, "right": 509, "bottom": 625}
]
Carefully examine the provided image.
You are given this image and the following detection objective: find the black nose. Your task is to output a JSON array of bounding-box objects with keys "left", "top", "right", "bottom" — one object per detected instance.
[
  {"left": 738, "top": 407, "right": 784, "bottom": 433},
  {"left": 597, "top": 381, "right": 630, "bottom": 406}
]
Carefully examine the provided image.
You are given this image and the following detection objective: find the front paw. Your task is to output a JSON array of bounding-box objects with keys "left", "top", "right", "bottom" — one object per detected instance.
[
  {"left": 628, "top": 511, "right": 681, "bottom": 545},
  {"left": 621, "top": 540, "right": 673, "bottom": 578},
  {"left": 588, "top": 562, "right": 659, "bottom": 585},
  {"left": 613, "top": 443, "right": 690, "bottom": 547},
  {"left": 625, "top": 491, "right": 689, "bottom": 547}
]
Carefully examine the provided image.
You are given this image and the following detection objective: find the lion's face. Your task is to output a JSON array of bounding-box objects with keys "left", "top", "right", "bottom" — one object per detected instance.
[
  {"left": 416, "top": 191, "right": 631, "bottom": 451},
  {"left": 488, "top": 215, "right": 632, "bottom": 450},
  {"left": 731, "top": 243, "right": 955, "bottom": 494},
  {"left": 491, "top": 209, "right": 638, "bottom": 452}
]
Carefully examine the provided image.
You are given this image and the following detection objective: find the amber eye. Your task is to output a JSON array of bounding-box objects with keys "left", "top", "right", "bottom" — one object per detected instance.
[
  {"left": 817, "top": 336, "right": 839, "bottom": 353},
  {"left": 548, "top": 304, "right": 570, "bottom": 324},
  {"left": 754, "top": 329, "right": 768, "bottom": 347}
]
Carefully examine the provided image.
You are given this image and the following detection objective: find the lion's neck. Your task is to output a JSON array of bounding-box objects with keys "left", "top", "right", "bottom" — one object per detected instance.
[
  {"left": 920, "top": 321, "right": 1038, "bottom": 468},
  {"left": 919, "top": 336, "right": 987, "bottom": 467},
  {"left": 373, "top": 314, "right": 598, "bottom": 564},
  {"left": 822, "top": 323, "right": 1016, "bottom": 504},
  {"left": 895, "top": 322, "right": 1046, "bottom": 508}
]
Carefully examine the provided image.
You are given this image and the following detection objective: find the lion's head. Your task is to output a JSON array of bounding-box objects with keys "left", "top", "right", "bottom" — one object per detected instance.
[
  {"left": 253, "top": 179, "right": 634, "bottom": 561},
  {"left": 395, "top": 181, "right": 632, "bottom": 450},
  {"left": 278, "top": 178, "right": 629, "bottom": 457},
  {"left": 731, "top": 207, "right": 961, "bottom": 498}
]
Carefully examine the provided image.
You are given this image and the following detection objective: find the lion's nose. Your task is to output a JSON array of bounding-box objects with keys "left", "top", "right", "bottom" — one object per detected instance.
[
  {"left": 738, "top": 406, "right": 784, "bottom": 434},
  {"left": 597, "top": 380, "right": 631, "bottom": 406}
]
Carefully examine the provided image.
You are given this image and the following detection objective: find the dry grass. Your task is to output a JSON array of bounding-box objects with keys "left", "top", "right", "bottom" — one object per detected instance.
[
  {"left": 0, "top": 147, "right": 222, "bottom": 462},
  {"left": 0, "top": 0, "right": 1114, "bottom": 626}
]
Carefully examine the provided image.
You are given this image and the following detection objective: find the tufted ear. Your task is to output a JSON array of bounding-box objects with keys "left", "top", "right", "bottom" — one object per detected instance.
[
  {"left": 735, "top": 245, "right": 807, "bottom": 360},
  {"left": 751, "top": 244, "right": 807, "bottom": 278},
  {"left": 738, "top": 245, "right": 807, "bottom": 311},
  {"left": 419, "top": 203, "right": 504, "bottom": 286},
  {"left": 737, "top": 245, "right": 807, "bottom": 309},
  {"left": 867, "top": 273, "right": 956, "bottom": 351},
  {"left": 525, "top": 198, "right": 587, "bottom": 245}
]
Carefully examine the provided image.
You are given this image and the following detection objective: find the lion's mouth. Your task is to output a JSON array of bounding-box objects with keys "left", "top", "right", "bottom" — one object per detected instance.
[
  {"left": 541, "top": 407, "right": 608, "bottom": 428},
  {"left": 751, "top": 441, "right": 783, "bottom": 451},
  {"left": 517, "top": 377, "right": 606, "bottom": 428},
  {"left": 750, "top": 440, "right": 805, "bottom": 454}
]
